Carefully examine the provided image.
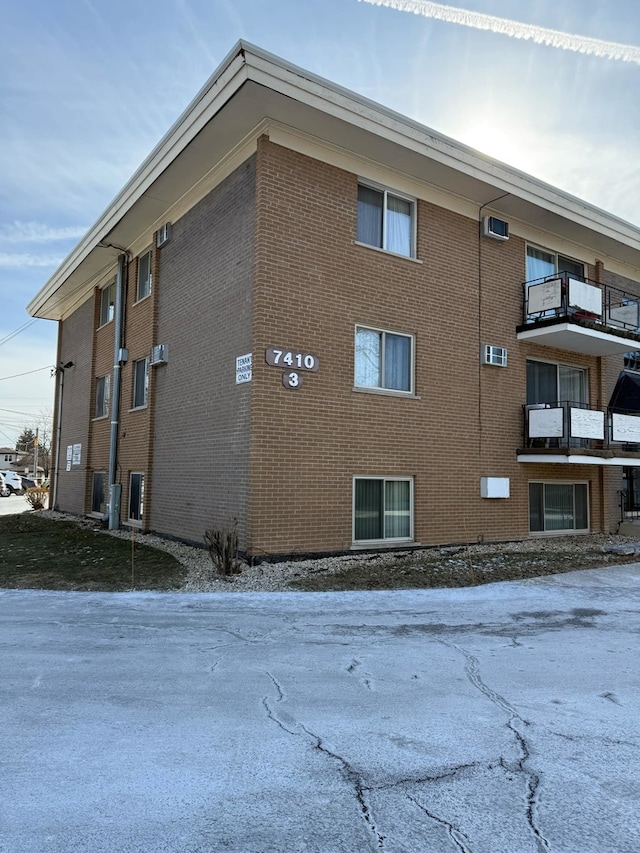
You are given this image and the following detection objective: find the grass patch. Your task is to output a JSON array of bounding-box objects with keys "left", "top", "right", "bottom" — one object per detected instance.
[{"left": 0, "top": 514, "right": 187, "bottom": 592}]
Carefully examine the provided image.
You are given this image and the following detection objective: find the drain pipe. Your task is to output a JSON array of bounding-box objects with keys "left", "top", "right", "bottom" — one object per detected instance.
[
  {"left": 51, "top": 360, "right": 74, "bottom": 510},
  {"left": 107, "top": 252, "right": 128, "bottom": 529}
]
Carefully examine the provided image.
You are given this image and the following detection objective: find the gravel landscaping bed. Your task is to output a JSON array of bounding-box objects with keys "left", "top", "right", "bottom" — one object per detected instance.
[
  {"left": 38, "top": 511, "right": 640, "bottom": 592},
  {"left": 41, "top": 511, "right": 640, "bottom": 592}
]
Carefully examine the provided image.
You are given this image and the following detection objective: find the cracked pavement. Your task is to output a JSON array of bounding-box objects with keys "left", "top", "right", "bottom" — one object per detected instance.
[{"left": 2, "top": 565, "right": 640, "bottom": 852}]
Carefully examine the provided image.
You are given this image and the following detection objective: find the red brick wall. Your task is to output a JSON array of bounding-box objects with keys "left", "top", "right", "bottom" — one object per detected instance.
[
  {"left": 54, "top": 298, "right": 95, "bottom": 514},
  {"left": 149, "top": 157, "right": 256, "bottom": 546},
  {"left": 247, "top": 137, "right": 617, "bottom": 555}
]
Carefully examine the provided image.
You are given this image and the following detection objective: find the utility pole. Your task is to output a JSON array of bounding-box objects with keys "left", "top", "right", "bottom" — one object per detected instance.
[{"left": 33, "top": 428, "right": 39, "bottom": 484}]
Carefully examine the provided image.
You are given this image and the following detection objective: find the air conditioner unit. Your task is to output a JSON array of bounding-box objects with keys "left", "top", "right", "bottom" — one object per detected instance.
[
  {"left": 482, "top": 345, "right": 507, "bottom": 367},
  {"left": 150, "top": 344, "right": 168, "bottom": 366},
  {"left": 482, "top": 216, "right": 509, "bottom": 241},
  {"left": 156, "top": 222, "right": 171, "bottom": 247}
]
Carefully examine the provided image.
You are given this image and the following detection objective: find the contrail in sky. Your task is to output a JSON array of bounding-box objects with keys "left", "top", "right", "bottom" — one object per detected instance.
[{"left": 359, "top": 0, "right": 640, "bottom": 64}]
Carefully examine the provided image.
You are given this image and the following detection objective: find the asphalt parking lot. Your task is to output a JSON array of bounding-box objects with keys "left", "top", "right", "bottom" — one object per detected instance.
[{"left": 2, "top": 565, "right": 640, "bottom": 852}]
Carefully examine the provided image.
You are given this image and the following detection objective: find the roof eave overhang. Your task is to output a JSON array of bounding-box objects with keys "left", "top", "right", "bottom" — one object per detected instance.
[{"left": 28, "top": 40, "right": 640, "bottom": 321}]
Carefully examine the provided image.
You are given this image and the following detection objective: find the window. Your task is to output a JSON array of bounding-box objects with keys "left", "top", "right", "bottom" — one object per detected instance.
[
  {"left": 99, "top": 282, "right": 115, "bottom": 326},
  {"left": 91, "top": 472, "right": 106, "bottom": 515},
  {"left": 526, "top": 245, "right": 584, "bottom": 281},
  {"left": 355, "top": 326, "right": 413, "bottom": 393},
  {"left": 526, "top": 360, "right": 587, "bottom": 407},
  {"left": 529, "top": 482, "right": 588, "bottom": 533},
  {"left": 354, "top": 477, "right": 413, "bottom": 542},
  {"left": 527, "top": 359, "right": 587, "bottom": 448},
  {"left": 95, "top": 375, "right": 110, "bottom": 419},
  {"left": 129, "top": 473, "right": 144, "bottom": 524},
  {"left": 357, "top": 182, "right": 415, "bottom": 257},
  {"left": 136, "top": 250, "right": 152, "bottom": 301},
  {"left": 132, "top": 358, "right": 149, "bottom": 409}
]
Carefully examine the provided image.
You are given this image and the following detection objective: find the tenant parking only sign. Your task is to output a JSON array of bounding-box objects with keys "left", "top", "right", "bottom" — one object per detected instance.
[{"left": 235, "top": 353, "right": 252, "bottom": 384}]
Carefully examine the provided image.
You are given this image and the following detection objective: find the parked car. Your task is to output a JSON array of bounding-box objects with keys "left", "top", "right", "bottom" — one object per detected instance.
[
  {"left": 21, "top": 477, "right": 39, "bottom": 490},
  {"left": 1, "top": 471, "right": 24, "bottom": 496},
  {"left": 0, "top": 473, "right": 9, "bottom": 498}
]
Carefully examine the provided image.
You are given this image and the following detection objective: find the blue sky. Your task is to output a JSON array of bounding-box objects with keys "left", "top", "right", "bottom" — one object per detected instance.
[{"left": 1, "top": 0, "right": 639, "bottom": 447}]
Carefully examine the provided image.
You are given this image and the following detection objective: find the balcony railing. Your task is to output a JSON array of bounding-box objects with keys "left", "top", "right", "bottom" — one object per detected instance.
[
  {"left": 521, "top": 273, "right": 640, "bottom": 339},
  {"left": 523, "top": 401, "right": 640, "bottom": 452}
]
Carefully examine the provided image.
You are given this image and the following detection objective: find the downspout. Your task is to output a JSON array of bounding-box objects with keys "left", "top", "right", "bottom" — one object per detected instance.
[
  {"left": 107, "top": 253, "right": 127, "bottom": 529},
  {"left": 52, "top": 363, "right": 67, "bottom": 509}
]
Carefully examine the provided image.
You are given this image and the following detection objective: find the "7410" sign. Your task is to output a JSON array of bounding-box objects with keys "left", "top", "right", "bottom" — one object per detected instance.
[{"left": 265, "top": 347, "right": 319, "bottom": 372}]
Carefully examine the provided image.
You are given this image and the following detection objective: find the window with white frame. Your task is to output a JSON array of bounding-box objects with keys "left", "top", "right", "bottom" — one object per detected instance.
[
  {"left": 526, "top": 245, "right": 584, "bottom": 282},
  {"left": 355, "top": 326, "right": 413, "bottom": 393},
  {"left": 136, "top": 250, "right": 152, "bottom": 301},
  {"left": 354, "top": 477, "right": 413, "bottom": 542},
  {"left": 357, "top": 182, "right": 415, "bottom": 258},
  {"left": 129, "top": 472, "right": 144, "bottom": 524},
  {"left": 132, "top": 358, "right": 149, "bottom": 409},
  {"left": 99, "top": 282, "right": 115, "bottom": 326},
  {"left": 529, "top": 482, "right": 588, "bottom": 533},
  {"left": 91, "top": 472, "right": 106, "bottom": 515},
  {"left": 95, "top": 375, "right": 110, "bottom": 419}
]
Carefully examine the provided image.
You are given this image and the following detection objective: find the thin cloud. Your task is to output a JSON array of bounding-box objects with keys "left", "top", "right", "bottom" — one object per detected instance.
[
  {"left": 358, "top": 0, "right": 640, "bottom": 64},
  {"left": 0, "top": 252, "right": 63, "bottom": 269},
  {"left": 0, "top": 221, "right": 87, "bottom": 244}
]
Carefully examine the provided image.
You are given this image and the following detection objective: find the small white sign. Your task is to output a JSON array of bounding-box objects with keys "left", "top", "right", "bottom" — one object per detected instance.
[
  {"left": 236, "top": 353, "right": 252, "bottom": 384},
  {"left": 529, "top": 407, "right": 564, "bottom": 438},
  {"left": 66, "top": 445, "right": 73, "bottom": 472},
  {"left": 612, "top": 412, "right": 640, "bottom": 443},
  {"left": 570, "top": 408, "right": 604, "bottom": 440},
  {"left": 72, "top": 443, "right": 82, "bottom": 466}
]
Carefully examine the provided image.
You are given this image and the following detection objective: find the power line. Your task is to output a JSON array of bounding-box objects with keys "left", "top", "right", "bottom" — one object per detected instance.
[
  {"left": 0, "top": 407, "right": 53, "bottom": 419},
  {"left": 0, "top": 318, "right": 39, "bottom": 347},
  {"left": 0, "top": 365, "right": 55, "bottom": 382}
]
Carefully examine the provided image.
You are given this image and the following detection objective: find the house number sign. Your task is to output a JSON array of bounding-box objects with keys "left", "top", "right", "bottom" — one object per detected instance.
[{"left": 266, "top": 346, "right": 319, "bottom": 391}]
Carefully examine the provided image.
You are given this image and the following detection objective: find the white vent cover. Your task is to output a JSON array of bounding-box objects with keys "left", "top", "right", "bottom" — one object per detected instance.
[
  {"left": 156, "top": 222, "right": 171, "bottom": 247},
  {"left": 482, "top": 345, "right": 507, "bottom": 367},
  {"left": 482, "top": 216, "right": 509, "bottom": 241},
  {"left": 150, "top": 344, "right": 168, "bottom": 366},
  {"left": 480, "top": 477, "right": 510, "bottom": 499}
]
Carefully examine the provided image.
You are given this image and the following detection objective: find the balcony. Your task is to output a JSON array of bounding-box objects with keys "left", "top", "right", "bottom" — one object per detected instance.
[
  {"left": 518, "top": 401, "right": 640, "bottom": 465},
  {"left": 516, "top": 274, "right": 640, "bottom": 356}
]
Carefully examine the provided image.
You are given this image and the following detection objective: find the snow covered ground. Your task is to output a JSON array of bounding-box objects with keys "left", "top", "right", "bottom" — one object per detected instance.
[{"left": 2, "top": 566, "right": 640, "bottom": 852}]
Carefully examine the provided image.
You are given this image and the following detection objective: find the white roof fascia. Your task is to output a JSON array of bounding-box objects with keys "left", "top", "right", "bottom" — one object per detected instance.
[
  {"left": 242, "top": 45, "right": 640, "bottom": 251},
  {"left": 27, "top": 45, "right": 249, "bottom": 318},
  {"left": 28, "top": 40, "right": 640, "bottom": 318}
]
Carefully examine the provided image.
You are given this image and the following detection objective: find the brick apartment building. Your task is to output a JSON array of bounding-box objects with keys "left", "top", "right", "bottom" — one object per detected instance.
[{"left": 28, "top": 41, "right": 640, "bottom": 560}]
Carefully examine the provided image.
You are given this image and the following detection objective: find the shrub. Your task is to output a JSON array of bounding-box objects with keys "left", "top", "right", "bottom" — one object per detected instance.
[
  {"left": 204, "top": 520, "right": 241, "bottom": 576},
  {"left": 25, "top": 486, "right": 49, "bottom": 511}
]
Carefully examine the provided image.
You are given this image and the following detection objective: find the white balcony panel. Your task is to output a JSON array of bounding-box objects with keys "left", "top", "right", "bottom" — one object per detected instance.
[
  {"left": 568, "top": 278, "right": 602, "bottom": 316},
  {"left": 612, "top": 412, "right": 640, "bottom": 443},
  {"left": 529, "top": 407, "right": 563, "bottom": 438},
  {"left": 570, "top": 408, "right": 605, "bottom": 440},
  {"left": 608, "top": 300, "right": 639, "bottom": 329},
  {"left": 528, "top": 279, "right": 562, "bottom": 314},
  {"left": 517, "top": 323, "right": 635, "bottom": 356}
]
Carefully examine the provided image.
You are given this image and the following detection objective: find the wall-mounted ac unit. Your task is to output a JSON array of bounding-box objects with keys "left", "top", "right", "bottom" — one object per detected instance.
[
  {"left": 482, "top": 345, "right": 507, "bottom": 367},
  {"left": 150, "top": 344, "right": 168, "bottom": 366},
  {"left": 482, "top": 216, "right": 509, "bottom": 241},
  {"left": 156, "top": 223, "right": 171, "bottom": 247}
]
